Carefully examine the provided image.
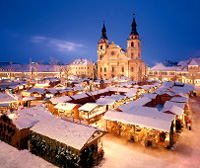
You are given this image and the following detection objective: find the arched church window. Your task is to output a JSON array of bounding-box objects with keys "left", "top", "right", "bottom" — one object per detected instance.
[
  {"left": 104, "top": 67, "right": 107, "bottom": 72},
  {"left": 131, "top": 42, "right": 134, "bottom": 47},
  {"left": 100, "top": 45, "right": 103, "bottom": 50}
]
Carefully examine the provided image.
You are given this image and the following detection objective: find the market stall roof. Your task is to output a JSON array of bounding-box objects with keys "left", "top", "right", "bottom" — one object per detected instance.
[
  {"left": 0, "top": 92, "right": 18, "bottom": 103},
  {"left": 71, "top": 93, "right": 89, "bottom": 100},
  {"left": 27, "top": 88, "right": 46, "bottom": 94},
  {"left": 31, "top": 117, "right": 103, "bottom": 151},
  {"left": 8, "top": 105, "right": 54, "bottom": 130},
  {"left": 86, "top": 88, "right": 110, "bottom": 96},
  {"left": 170, "top": 97, "right": 188, "bottom": 103},
  {"left": 96, "top": 98, "right": 116, "bottom": 106},
  {"left": 172, "top": 86, "right": 192, "bottom": 94},
  {"left": 163, "top": 101, "right": 185, "bottom": 110},
  {"left": 142, "top": 93, "right": 157, "bottom": 99},
  {"left": 0, "top": 103, "right": 9, "bottom": 107},
  {"left": 125, "top": 91, "right": 137, "bottom": 98},
  {"left": 50, "top": 96, "right": 72, "bottom": 104},
  {"left": 161, "top": 105, "right": 184, "bottom": 117},
  {"left": 78, "top": 103, "right": 99, "bottom": 112},
  {"left": 104, "top": 95, "right": 126, "bottom": 102},
  {"left": 22, "top": 96, "right": 36, "bottom": 101},
  {"left": 123, "top": 106, "right": 174, "bottom": 121},
  {"left": 103, "top": 110, "right": 174, "bottom": 132},
  {"left": 54, "top": 103, "right": 79, "bottom": 111},
  {"left": 117, "top": 97, "right": 152, "bottom": 112},
  {"left": 108, "top": 87, "right": 133, "bottom": 93}
]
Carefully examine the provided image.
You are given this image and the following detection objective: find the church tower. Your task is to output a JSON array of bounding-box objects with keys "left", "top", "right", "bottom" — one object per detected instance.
[
  {"left": 127, "top": 12, "right": 141, "bottom": 59},
  {"left": 97, "top": 19, "right": 109, "bottom": 60}
]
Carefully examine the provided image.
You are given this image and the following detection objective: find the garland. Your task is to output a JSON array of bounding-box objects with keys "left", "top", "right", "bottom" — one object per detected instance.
[{"left": 30, "top": 133, "right": 98, "bottom": 168}]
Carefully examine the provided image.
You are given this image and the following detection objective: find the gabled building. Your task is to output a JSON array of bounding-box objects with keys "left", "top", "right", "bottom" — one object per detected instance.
[
  {"left": 148, "top": 57, "right": 200, "bottom": 84},
  {"left": 97, "top": 13, "right": 146, "bottom": 81},
  {"left": 67, "top": 58, "right": 95, "bottom": 78}
]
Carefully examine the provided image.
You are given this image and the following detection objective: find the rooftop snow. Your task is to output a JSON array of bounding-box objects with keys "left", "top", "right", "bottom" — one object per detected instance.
[
  {"left": 50, "top": 96, "right": 72, "bottom": 104},
  {"left": 142, "top": 93, "right": 157, "bottom": 99},
  {"left": 117, "top": 97, "right": 151, "bottom": 111},
  {"left": 78, "top": 103, "right": 99, "bottom": 112},
  {"left": 96, "top": 98, "right": 116, "bottom": 106},
  {"left": 10, "top": 106, "right": 54, "bottom": 130},
  {"left": 31, "top": 117, "right": 100, "bottom": 150},
  {"left": 103, "top": 110, "right": 174, "bottom": 132},
  {"left": 170, "top": 97, "right": 188, "bottom": 103},
  {"left": 54, "top": 103, "right": 79, "bottom": 111},
  {"left": 0, "top": 92, "right": 18, "bottom": 103}
]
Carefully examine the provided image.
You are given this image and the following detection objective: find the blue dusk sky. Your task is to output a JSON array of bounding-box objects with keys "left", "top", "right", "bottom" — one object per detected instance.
[{"left": 0, "top": 0, "right": 200, "bottom": 66}]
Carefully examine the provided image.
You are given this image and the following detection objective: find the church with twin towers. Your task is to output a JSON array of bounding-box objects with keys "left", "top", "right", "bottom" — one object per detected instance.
[{"left": 97, "top": 12, "right": 146, "bottom": 81}]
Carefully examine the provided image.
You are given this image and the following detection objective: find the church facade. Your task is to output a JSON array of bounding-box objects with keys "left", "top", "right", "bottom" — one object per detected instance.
[{"left": 97, "top": 13, "right": 146, "bottom": 81}]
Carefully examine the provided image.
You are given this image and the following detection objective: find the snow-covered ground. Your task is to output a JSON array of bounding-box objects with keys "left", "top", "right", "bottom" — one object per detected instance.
[
  {"left": 97, "top": 86, "right": 200, "bottom": 168},
  {"left": 0, "top": 141, "right": 56, "bottom": 168}
]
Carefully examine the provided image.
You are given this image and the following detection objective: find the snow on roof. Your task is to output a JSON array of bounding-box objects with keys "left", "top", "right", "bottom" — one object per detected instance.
[
  {"left": 104, "top": 95, "right": 126, "bottom": 102},
  {"left": 31, "top": 117, "right": 99, "bottom": 150},
  {"left": 111, "top": 76, "right": 131, "bottom": 81},
  {"left": 54, "top": 103, "right": 79, "bottom": 111},
  {"left": 78, "top": 103, "right": 99, "bottom": 112},
  {"left": 108, "top": 87, "right": 132, "bottom": 93},
  {"left": 86, "top": 88, "right": 110, "bottom": 96},
  {"left": 188, "top": 59, "right": 199, "bottom": 66},
  {"left": 117, "top": 97, "right": 152, "bottom": 111},
  {"left": 9, "top": 106, "right": 53, "bottom": 130},
  {"left": 69, "top": 58, "right": 93, "bottom": 66},
  {"left": 162, "top": 81, "right": 174, "bottom": 88},
  {"left": 103, "top": 110, "right": 174, "bottom": 132},
  {"left": 0, "top": 92, "right": 18, "bottom": 103},
  {"left": 50, "top": 96, "right": 72, "bottom": 104},
  {"left": 73, "top": 86, "right": 85, "bottom": 91},
  {"left": 172, "top": 86, "right": 191, "bottom": 94},
  {"left": 150, "top": 62, "right": 182, "bottom": 71},
  {"left": 0, "top": 63, "right": 62, "bottom": 72},
  {"left": 125, "top": 90, "right": 137, "bottom": 98},
  {"left": 46, "top": 88, "right": 60, "bottom": 94},
  {"left": 71, "top": 93, "right": 89, "bottom": 100},
  {"left": 27, "top": 88, "right": 46, "bottom": 94},
  {"left": 163, "top": 101, "right": 185, "bottom": 110},
  {"left": 123, "top": 106, "right": 174, "bottom": 121},
  {"left": 96, "top": 98, "right": 116, "bottom": 106},
  {"left": 142, "top": 93, "right": 157, "bottom": 99},
  {"left": 22, "top": 96, "right": 36, "bottom": 101},
  {"left": 170, "top": 97, "right": 188, "bottom": 103},
  {"left": 161, "top": 105, "right": 184, "bottom": 117}
]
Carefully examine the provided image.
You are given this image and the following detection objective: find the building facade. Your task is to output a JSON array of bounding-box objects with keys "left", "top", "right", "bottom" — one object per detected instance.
[
  {"left": 148, "top": 57, "right": 200, "bottom": 84},
  {"left": 97, "top": 13, "right": 146, "bottom": 81},
  {"left": 67, "top": 58, "right": 95, "bottom": 78}
]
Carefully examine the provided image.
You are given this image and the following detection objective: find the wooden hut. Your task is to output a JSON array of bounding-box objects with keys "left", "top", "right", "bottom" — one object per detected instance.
[{"left": 29, "top": 117, "right": 106, "bottom": 167}]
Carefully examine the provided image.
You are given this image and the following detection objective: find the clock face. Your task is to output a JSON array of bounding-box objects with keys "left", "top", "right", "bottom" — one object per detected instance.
[{"left": 111, "top": 51, "right": 115, "bottom": 56}]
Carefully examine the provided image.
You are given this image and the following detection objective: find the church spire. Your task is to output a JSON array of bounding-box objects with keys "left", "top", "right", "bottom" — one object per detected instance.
[
  {"left": 130, "top": 12, "right": 138, "bottom": 35},
  {"left": 101, "top": 18, "right": 108, "bottom": 40}
]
